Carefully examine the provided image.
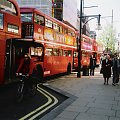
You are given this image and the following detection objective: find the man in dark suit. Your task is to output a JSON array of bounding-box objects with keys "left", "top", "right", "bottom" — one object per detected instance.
[
  {"left": 89, "top": 55, "right": 96, "bottom": 76},
  {"left": 112, "top": 54, "right": 120, "bottom": 86},
  {"left": 102, "top": 54, "right": 112, "bottom": 85}
]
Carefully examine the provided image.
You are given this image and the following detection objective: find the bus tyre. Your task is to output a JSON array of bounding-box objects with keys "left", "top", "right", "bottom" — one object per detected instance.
[{"left": 67, "top": 64, "right": 71, "bottom": 74}]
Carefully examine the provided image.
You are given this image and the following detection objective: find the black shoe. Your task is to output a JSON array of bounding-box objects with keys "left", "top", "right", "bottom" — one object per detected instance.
[
  {"left": 104, "top": 82, "right": 106, "bottom": 85},
  {"left": 112, "top": 83, "right": 116, "bottom": 86},
  {"left": 116, "top": 83, "right": 119, "bottom": 86}
]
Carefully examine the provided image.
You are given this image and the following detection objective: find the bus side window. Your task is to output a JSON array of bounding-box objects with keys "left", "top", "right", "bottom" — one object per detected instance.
[
  {"left": 74, "top": 52, "right": 78, "bottom": 57},
  {"left": 53, "top": 48, "right": 59, "bottom": 56},
  {"left": 63, "top": 50, "right": 68, "bottom": 56},
  {"left": 30, "top": 47, "right": 34, "bottom": 55},
  {"left": 30, "top": 47, "right": 43, "bottom": 56},
  {"left": 45, "top": 48, "right": 53, "bottom": 56},
  {"left": 38, "top": 48, "right": 43, "bottom": 56},
  {"left": 68, "top": 50, "right": 72, "bottom": 56},
  {"left": 29, "top": 47, "right": 43, "bottom": 61},
  {"left": 59, "top": 49, "right": 63, "bottom": 56}
]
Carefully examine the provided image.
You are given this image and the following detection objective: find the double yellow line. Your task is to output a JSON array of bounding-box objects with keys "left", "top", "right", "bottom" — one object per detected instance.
[{"left": 19, "top": 84, "right": 58, "bottom": 120}]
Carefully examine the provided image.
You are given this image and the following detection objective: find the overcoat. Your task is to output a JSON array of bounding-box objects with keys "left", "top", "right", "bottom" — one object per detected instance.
[
  {"left": 89, "top": 57, "right": 96, "bottom": 69},
  {"left": 102, "top": 59, "right": 112, "bottom": 78}
]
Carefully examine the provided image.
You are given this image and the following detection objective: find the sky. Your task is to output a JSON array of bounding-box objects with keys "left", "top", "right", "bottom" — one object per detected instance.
[{"left": 77, "top": 0, "right": 120, "bottom": 38}]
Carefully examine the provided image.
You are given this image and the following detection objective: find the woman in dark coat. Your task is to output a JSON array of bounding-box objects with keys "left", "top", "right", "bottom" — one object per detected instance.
[{"left": 102, "top": 55, "right": 113, "bottom": 85}]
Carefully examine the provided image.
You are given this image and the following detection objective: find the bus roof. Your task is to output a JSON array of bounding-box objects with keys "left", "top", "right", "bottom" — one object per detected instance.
[
  {"left": 20, "top": 7, "right": 76, "bottom": 32},
  {"left": 20, "top": 7, "right": 45, "bottom": 16}
]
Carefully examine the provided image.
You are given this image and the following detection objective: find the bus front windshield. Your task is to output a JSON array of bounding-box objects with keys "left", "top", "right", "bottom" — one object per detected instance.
[{"left": 21, "top": 13, "right": 33, "bottom": 22}]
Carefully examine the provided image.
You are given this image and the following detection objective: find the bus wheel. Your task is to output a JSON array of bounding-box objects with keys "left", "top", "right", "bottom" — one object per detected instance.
[
  {"left": 36, "top": 65, "right": 43, "bottom": 83},
  {"left": 67, "top": 63, "right": 71, "bottom": 74}
]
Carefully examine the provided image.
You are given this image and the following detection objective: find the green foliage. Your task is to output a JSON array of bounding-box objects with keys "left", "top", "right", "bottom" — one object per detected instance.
[{"left": 97, "top": 23, "right": 117, "bottom": 53}]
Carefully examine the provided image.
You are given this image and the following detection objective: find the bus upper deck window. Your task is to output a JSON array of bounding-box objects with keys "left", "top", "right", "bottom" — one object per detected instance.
[
  {"left": 34, "top": 14, "right": 45, "bottom": 26},
  {"left": 45, "top": 19, "right": 52, "bottom": 28},
  {"left": 0, "top": 0, "right": 17, "bottom": 15}
]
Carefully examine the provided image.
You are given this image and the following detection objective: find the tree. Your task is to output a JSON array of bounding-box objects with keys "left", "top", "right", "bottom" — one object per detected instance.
[{"left": 97, "top": 23, "right": 117, "bottom": 53}]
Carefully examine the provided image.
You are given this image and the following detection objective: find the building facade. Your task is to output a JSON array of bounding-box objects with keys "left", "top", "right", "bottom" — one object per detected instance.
[
  {"left": 52, "top": 0, "right": 78, "bottom": 30},
  {"left": 17, "top": 0, "right": 52, "bottom": 16},
  {"left": 17, "top": 0, "right": 90, "bottom": 35},
  {"left": 63, "top": 0, "right": 78, "bottom": 29}
]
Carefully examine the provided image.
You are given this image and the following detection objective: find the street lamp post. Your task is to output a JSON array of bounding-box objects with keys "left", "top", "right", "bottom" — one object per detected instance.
[
  {"left": 77, "top": 0, "right": 83, "bottom": 78},
  {"left": 77, "top": 0, "right": 101, "bottom": 78},
  {"left": 107, "top": 38, "right": 109, "bottom": 52}
]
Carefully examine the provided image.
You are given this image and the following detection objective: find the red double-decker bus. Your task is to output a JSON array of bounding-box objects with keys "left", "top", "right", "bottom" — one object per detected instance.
[
  {"left": 0, "top": 0, "right": 21, "bottom": 85},
  {"left": 73, "top": 34, "right": 101, "bottom": 70},
  {"left": 11, "top": 7, "right": 76, "bottom": 82}
]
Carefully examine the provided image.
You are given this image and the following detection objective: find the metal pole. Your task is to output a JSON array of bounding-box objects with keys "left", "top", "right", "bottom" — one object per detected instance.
[
  {"left": 112, "top": 9, "right": 113, "bottom": 25},
  {"left": 77, "top": 0, "right": 82, "bottom": 77}
]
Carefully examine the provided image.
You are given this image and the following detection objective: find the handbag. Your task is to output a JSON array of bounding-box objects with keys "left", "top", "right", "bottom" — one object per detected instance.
[{"left": 100, "top": 67, "right": 103, "bottom": 74}]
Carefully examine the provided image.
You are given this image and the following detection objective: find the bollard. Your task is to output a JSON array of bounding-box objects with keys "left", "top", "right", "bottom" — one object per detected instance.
[{"left": 82, "top": 65, "right": 89, "bottom": 76}]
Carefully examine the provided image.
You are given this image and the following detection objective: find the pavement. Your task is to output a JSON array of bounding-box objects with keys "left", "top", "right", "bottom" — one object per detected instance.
[{"left": 45, "top": 67, "right": 120, "bottom": 120}]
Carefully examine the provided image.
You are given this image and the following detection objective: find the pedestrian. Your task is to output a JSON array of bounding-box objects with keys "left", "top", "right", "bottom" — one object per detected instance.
[
  {"left": 102, "top": 54, "right": 112, "bottom": 85},
  {"left": 112, "top": 54, "right": 120, "bottom": 86},
  {"left": 89, "top": 55, "right": 96, "bottom": 76}
]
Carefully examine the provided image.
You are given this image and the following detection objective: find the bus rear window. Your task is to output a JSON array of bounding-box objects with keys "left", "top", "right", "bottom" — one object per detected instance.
[{"left": 21, "top": 13, "right": 33, "bottom": 22}]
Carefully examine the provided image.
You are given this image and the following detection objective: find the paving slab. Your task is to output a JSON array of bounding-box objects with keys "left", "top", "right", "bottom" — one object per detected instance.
[{"left": 45, "top": 67, "right": 120, "bottom": 120}]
